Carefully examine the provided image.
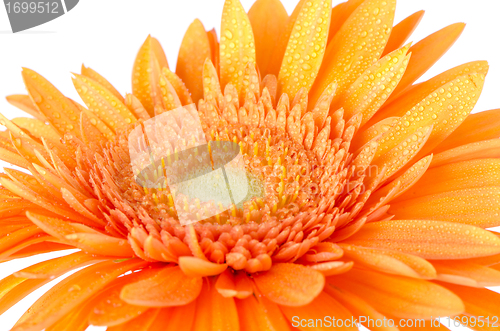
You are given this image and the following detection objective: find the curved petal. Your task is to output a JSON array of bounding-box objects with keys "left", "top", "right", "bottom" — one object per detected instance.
[
  {"left": 106, "top": 309, "right": 160, "bottom": 331},
  {"left": 254, "top": 263, "right": 325, "bottom": 306},
  {"left": 248, "top": 0, "right": 288, "bottom": 77},
  {"left": 438, "top": 283, "right": 500, "bottom": 325},
  {"left": 13, "top": 259, "right": 147, "bottom": 331},
  {"left": 132, "top": 36, "right": 167, "bottom": 116},
  {"left": 219, "top": 0, "right": 256, "bottom": 94},
  {"left": 311, "top": 0, "right": 395, "bottom": 107},
  {"left": 148, "top": 303, "right": 196, "bottom": 331},
  {"left": 432, "top": 260, "right": 500, "bottom": 287},
  {"left": 176, "top": 19, "right": 211, "bottom": 103},
  {"left": 81, "top": 65, "right": 124, "bottom": 102},
  {"left": 430, "top": 138, "right": 500, "bottom": 168},
  {"left": 192, "top": 282, "right": 240, "bottom": 331},
  {"left": 343, "top": 220, "right": 500, "bottom": 259},
  {"left": 389, "top": 187, "right": 500, "bottom": 228},
  {"left": 331, "top": 268, "right": 464, "bottom": 319},
  {"left": 120, "top": 266, "right": 202, "bottom": 307},
  {"left": 338, "top": 243, "right": 437, "bottom": 279},
  {"left": 88, "top": 269, "right": 161, "bottom": 326},
  {"left": 21, "top": 68, "right": 81, "bottom": 138},
  {"left": 277, "top": 0, "right": 331, "bottom": 98},
  {"left": 434, "top": 108, "right": 500, "bottom": 152},
  {"left": 397, "top": 159, "right": 500, "bottom": 201},
  {"left": 387, "top": 23, "right": 465, "bottom": 101},
  {"left": 237, "top": 294, "right": 291, "bottom": 331},
  {"left": 382, "top": 10, "right": 424, "bottom": 56},
  {"left": 178, "top": 256, "right": 227, "bottom": 277}
]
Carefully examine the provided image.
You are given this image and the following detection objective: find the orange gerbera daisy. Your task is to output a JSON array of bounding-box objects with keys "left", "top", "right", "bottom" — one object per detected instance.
[{"left": 1, "top": 0, "right": 500, "bottom": 329}]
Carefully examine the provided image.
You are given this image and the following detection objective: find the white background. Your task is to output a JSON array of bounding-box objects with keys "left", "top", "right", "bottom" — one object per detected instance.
[{"left": 0, "top": 0, "right": 499, "bottom": 330}]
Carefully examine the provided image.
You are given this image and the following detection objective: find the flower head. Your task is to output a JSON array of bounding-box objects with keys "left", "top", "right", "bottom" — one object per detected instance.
[{"left": 1, "top": 0, "right": 500, "bottom": 329}]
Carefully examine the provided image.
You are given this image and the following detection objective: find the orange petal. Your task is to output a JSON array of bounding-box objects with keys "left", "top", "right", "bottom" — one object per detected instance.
[
  {"left": 81, "top": 65, "right": 123, "bottom": 102},
  {"left": 0, "top": 241, "right": 71, "bottom": 263},
  {"left": 343, "top": 220, "right": 500, "bottom": 259},
  {"left": 298, "top": 242, "right": 344, "bottom": 263},
  {"left": 375, "top": 68, "right": 487, "bottom": 163},
  {"left": 88, "top": 268, "right": 161, "bottom": 326},
  {"left": 207, "top": 29, "right": 220, "bottom": 74},
  {"left": 0, "top": 146, "right": 30, "bottom": 169},
  {"left": 388, "top": 23, "right": 465, "bottom": 100},
  {"left": 350, "top": 116, "right": 398, "bottom": 152},
  {"left": 157, "top": 72, "right": 182, "bottom": 113},
  {"left": 27, "top": 212, "right": 124, "bottom": 255},
  {"left": 45, "top": 301, "right": 92, "bottom": 331},
  {"left": 389, "top": 187, "right": 500, "bottom": 228},
  {"left": 326, "top": 0, "right": 364, "bottom": 43},
  {"left": 178, "top": 256, "right": 227, "bottom": 277},
  {"left": 434, "top": 108, "right": 500, "bottom": 152},
  {"left": 370, "top": 125, "right": 432, "bottom": 180},
  {"left": 463, "top": 252, "right": 500, "bottom": 266},
  {"left": 0, "top": 179, "right": 85, "bottom": 224},
  {"left": 310, "top": 0, "right": 395, "bottom": 108},
  {"left": 124, "top": 93, "right": 150, "bottom": 120},
  {"left": 382, "top": 10, "right": 424, "bottom": 56},
  {"left": 25, "top": 211, "right": 78, "bottom": 240},
  {"left": 176, "top": 19, "right": 212, "bottom": 103},
  {"left": 280, "top": 291, "right": 356, "bottom": 330},
  {"left": 0, "top": 234, "right": 54, "bottom": 261},
  {"left": 202, "top": 58, "right": 223, "bottom": 104},
  {"left": 338, "top": 243, "right": 436, "bottom": 279},
  {"left": 5, "top": 94, "right": 46, "bottom": 121},
  {"left": 277, "top": 0, "right": 331, "bottom": 98},
  {"left": 120, "top": 266, "right": 202, "bottom": 307},
  {"left": 365, "top": 154, "right": 432, "bottom": 208},
  {"left": 0, "top": 252, "right": 97, "bottom": 315},
  {"left": 191, "top": 282, "right": 240, "bottom": 331},
  {"left": 237, "top": 294, "right": 291, "bottom": 331},
  {"left": 73, "top": 74, "right": 137, "bottom": 131},
  {"left": 308, "top": 261, "right": 354, "bottom": 277},
  {"left": 148, "top": 303, "right": 196, "bottom": 331},
  {"left": 325, "top": 286, "right": 398, "bottom": 331},
  {"left": 0, "top": 225, "right": 43, "bottom": 255},
  {"left": 254, "top": 263, "right": 325, "bottom": 306},
  {"left": 219, "top": 0, "right": 256, "bottom": 93},
  {"left": 74, "top": 101, "right": 115, "bottom": 140},
  {"left": 132, "top": 36, "right": 166, "bottom": 116},
  {"left": 398, "top": 159, "right": 500, "bottom": 201},
  {"left": 331, "top": 268, "right": 464, "bottom": 319},
  {"left": 79, "top": 112, "right": 107, "bottom": 147},
  {"left": 106, "top": 309, "right": 160, "bottom": 331},
  {"left": 267, "top": 0, "right": 306, "bottom": 76},
  {"left": 248, "top": 0, "right": 288, "bottom": 77},
  {"left": 339, "top": 45, "right": 411, "bottom": 125},
  {"left": 432, "top": 260, "right": 500, "bottom": 287},
  {"left": 150, "top": 37, "right": 169, "bottom": 69},
  {"left": 215, "top": 269, "right": 253, "bottom": 299},
  {"left": 161, "top": 67, "right": 193, "bottom": 105},
  {"left": 439, "top": 283, "right": 500, "bottom": 325},
  {"left": 13, "top": 259, "right": 147, "bottom": 331},
  {"left": 12, "top": 118, "right": 62, "bottom": 147},
  {"left": 375, "top": 60, "right": 489, "bottom": 123},
  {"left": 430, "top": 138, "right": 500, "bottom": 168},
  {"left": 65, "top": 232, "right": 134, "bottom": 257},
  {"left": 21, "top": 68, "right": 81, "bottom": 137}
]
